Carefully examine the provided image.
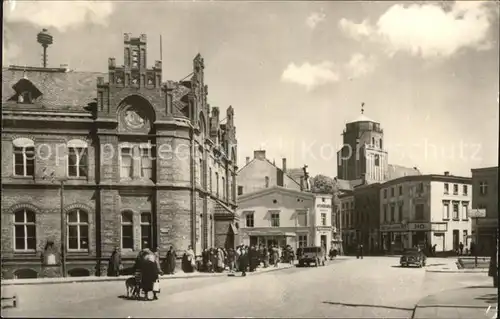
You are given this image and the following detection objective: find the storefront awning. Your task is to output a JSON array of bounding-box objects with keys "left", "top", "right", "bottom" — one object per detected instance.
[{"left": 245, "top": 230, "right": 296, "bottom": 237}]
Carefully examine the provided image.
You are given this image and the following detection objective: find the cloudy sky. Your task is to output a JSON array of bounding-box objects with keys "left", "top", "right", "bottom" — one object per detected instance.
[{"left": 3, "top": 1, "right": 499, "bottom": 177}]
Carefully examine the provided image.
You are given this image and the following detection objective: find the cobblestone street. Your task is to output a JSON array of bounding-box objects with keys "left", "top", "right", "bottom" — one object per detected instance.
[{"left": 2, "top": 257, "right": 492, "bottom": 318}]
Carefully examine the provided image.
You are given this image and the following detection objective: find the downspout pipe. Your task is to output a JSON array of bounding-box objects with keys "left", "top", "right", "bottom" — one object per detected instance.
[{"left": 191, "top": 127, "right": 197, "bottom": 255}]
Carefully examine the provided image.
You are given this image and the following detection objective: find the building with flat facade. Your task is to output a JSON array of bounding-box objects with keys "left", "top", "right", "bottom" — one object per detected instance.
[
  {"left": 379, "top": 172, "right": 472, "bottom": 253},
  {"left": 471, "top": 166, "right": 498, "bottom": 256},
  {"left": 1, "top": 31, "right": 238, "bottom": 279},
  {"left": 236, "top": 187, "right": 333, "bottom": 251}
]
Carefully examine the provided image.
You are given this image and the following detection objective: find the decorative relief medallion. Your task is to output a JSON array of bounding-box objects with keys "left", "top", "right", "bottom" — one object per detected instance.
[{"left": 124, "top": 108, "right": 145, "bottom": 129}]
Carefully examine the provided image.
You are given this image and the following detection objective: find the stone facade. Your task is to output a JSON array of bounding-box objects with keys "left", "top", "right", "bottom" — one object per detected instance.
[{"left": 1, "top": 32, "right": 239, "bottom": 279}]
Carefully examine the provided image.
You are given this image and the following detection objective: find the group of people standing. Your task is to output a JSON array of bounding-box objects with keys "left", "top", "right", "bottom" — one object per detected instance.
[{"left": 197, "top": 244, "right": 292, "bottom": 276}]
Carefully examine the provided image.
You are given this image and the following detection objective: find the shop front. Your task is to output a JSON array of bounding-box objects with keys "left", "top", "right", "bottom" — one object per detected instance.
[
  {"left": 245, "top": 230, "right": 297, "bottom": 248},
  {"left": 380, "top": 224, "right": 408, "bottom": 253},
  {"left": 380, "top": 222, "right": 448, "bottom": 253}
]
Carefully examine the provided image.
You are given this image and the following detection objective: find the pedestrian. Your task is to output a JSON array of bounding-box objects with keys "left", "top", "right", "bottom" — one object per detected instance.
[
  {"left": 263, "top": 246, "right": 269, "bottom": 268},
  {"left": 186, "top": 245, "right": 196, "bottom": 272},
  {"left": 239, "top": 246, "right": 249, "bottom": 277},
  {"left": 227, "top": 247, "right": 236, "bottom": 273},
  {"left": 165, "top": 246, "right": 176, "bottom": 275},
  {"left": 272, "top": 245, "right": 280, "bottom": 267},
  {"left": 108, "top": 247, "right": 122, "bottom": 277},
  {"left": 216, "top": 248, "right": 225, "bottom": 272},
  {"left": 153, "top": 246, "right": 163, "bottom": 275},
  {"left": 459, "top": 242, "right": 464, "bottom": 256},
  {"left": 141, "top": 253, "right": 160, "bottom": 301}
]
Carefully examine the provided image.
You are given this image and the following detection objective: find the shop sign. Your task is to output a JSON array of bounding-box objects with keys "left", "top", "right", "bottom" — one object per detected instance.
[
  {"left": 380, "top": 224, "right": 407, "bottom": 232},
  {"left": 409, "top": 222, "right": 431, "bottom": 231},
  {"left": 317, "top": 204, "right": 332, "bottom": 209}
]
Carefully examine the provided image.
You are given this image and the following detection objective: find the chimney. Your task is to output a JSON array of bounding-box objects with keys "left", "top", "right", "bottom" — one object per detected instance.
[
  {"left": 245, "top": 157, "right": 250, "bottom": 165},
  {"left": 444, "top": 171, "right": 449, "bottom": 176},
  {"left": 254, "top": 150, "right": 266, "bottom": 160},
  {"left": 282, "top": 158, "right": 287, "bottom": 173}
]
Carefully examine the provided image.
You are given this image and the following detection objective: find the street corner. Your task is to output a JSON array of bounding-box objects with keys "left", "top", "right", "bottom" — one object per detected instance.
[
  {"left": 413, "top": 285, "right": 498, "bottom": 319},
  {"left": 416, "top": 285, "right": 498, "bottom": 309}
]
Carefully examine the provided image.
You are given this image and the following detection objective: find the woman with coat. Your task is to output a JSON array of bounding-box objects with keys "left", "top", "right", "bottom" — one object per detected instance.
[
  {"left": 108, "top": 247, "right": 122, "bottom": 277},
  {"left": 165, "top": 246, "right": 176, "bottom": 275},
  {"left": 239, "top": 246, "right": 249, "bottom": 277},
  {"left": 141, "top": 253, "right": 160, "bottom": 301},
  {"left": 216, "top": 248, "right": 225, "bottom": 272}
]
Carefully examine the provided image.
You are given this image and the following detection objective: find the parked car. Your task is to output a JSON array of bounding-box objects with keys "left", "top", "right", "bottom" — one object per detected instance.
[
  {"left": 400, "top": 248, "right": 427, "bottom": 268},
  {"left": 298, "top": 246, "right": 326, "bottom": 267}
]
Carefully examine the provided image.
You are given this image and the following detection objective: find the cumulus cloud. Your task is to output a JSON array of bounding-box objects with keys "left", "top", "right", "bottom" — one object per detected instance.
[
  {"left": 4, "top": 0, "right": 114, "bottom": 32},
  {"left": 345, "top": 53, "right": 377, "bottom": 79},
  {"left": 306, "top": 12, "right": 326, "bottom": 29},
  {"left": 281, "top": 61, "right": 340, "bottom": 91},
  {"left": 338, "top": 18, "right": 373, "bottom": 40},
  {"left": 339, "top": 1, "right": 497, "bottom": 58}
]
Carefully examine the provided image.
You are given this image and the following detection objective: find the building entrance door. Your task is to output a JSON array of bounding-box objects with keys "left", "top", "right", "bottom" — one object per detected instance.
[
  {"left": 321, "top": 235, "right": 327, "bottom": 249},
  {"left": 453, "top": 230, "right": 459, "bottom": 251}
]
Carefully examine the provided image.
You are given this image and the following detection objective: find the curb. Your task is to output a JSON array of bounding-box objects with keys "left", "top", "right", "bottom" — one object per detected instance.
[
  {"left": 0, "top": 265, "right": 295, "bottom": 287},
  {"left": 425, "top": 269, "right": 488, "bottom": 273},
  {"left": 416, "top": 304, "right": 487, "bottom": 309}
]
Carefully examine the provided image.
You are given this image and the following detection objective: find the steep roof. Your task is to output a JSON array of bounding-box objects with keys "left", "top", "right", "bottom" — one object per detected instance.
[
  {"left": 237, "top": 185, "right": 313, "bottom": 203},
  {"left": 336, "top": 178, "right": 363, "bottom": 192},
  {"left": 2, "top": 67, "right": 106, "bottom": 111},
  {"left": 387, "top": 164, "right": 421, "bottom": 181},
  {"left": 238, "top": 157, "right": 301, "bottom": 189},
  {"left": 286, "top": 168, "right": 305, "bottom": 184}
]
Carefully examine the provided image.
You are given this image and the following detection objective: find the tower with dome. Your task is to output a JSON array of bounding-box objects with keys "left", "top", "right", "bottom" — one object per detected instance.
[{"left": 336, "top": 104, "right": 388, "bottom": 183}]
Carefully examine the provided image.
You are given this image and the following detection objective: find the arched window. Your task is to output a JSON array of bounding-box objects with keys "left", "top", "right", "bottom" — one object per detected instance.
[
  {"left": 265, "top": 176, "right": 270, "bottom": 188},
  {"left": 14, "top": 209, "right": 36, "bottom": 251},
  {"left": 67, "top": 139, "right": 88, "bottom": 178},
  {"left": 215, "top": 172, "right": 219, "bottom": 197},
  {"left": 140, "top": 213, "right": 152, "bottom": 250},
  {"left": 67, "top": 210, "right": 89, "bottom": 251},
  {"left": 380, "top": 138, "right": 383, "bottom": 150},
  {"left": 222, "top": 176, "right": 226, "bottom": 200},
  {"left": 121, "top": 211, "right": 133, "bottom": 249},
  {"left": 199, "top": 114, "right": 206, "bottom": 141},
  {"left": 68, "top": 268, "right": 90, "bottom": 277},
  {"left": 13, "top": 138, "right": 35, "bottom": 177},
  {"left": 371, "top": 137, "right": 375, "bottom": 146},
  {"left": 14, "top": 268, "right": 38, "bottom": 279}
]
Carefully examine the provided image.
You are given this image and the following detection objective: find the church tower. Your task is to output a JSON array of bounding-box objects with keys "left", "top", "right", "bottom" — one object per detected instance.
[{"left": 337, "top": 104, "right": 388, "bottom": 182}]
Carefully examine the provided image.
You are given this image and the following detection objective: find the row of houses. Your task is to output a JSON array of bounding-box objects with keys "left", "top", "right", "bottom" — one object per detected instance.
[{"left": 233, "top": 111, "right": 498, "bottom": 258}]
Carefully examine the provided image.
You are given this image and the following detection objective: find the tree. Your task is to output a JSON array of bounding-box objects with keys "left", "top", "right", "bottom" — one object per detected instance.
[
  {"left": 311, "top": 174, "right": 341, "bottom": 208},
  {"left": 311, "top": 174, "right": 335, "bottom": 194}
]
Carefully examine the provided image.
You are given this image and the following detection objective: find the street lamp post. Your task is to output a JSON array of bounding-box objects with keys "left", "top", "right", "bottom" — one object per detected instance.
[{"left": 60, "top": 180, "right": 67, "bottom": 277}]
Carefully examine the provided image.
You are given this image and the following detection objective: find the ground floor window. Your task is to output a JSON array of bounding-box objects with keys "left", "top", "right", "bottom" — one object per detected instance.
[{"left": 298, "top": 235, "right": 307, "bottom": 248}]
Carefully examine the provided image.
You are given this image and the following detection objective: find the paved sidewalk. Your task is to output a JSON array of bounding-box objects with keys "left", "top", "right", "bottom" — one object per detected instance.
[
  {"left": 425, "top": 258, "right": 488, "bottom": 273},
  {"left": 413, "top": 286, "right": 498, "bottom": 319},
  {"left": 1, "top": 263, "right": 296, "bottom": 287}
]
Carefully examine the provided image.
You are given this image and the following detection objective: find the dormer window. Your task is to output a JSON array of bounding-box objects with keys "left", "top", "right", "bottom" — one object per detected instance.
[
  {"left": 18, "top": 91, "right": 32, "bottom": 104},
  {"left": 10, "top": 79, "right": 42, "bottom": 104}
]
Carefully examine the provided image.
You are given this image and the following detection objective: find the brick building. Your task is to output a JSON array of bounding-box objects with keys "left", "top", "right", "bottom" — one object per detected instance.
[
  {"left": 1, "top": 32, "right": 239, "bottom": 279},
  {"left": 471, "top": 166, "right": 498, "bottom": 256}
]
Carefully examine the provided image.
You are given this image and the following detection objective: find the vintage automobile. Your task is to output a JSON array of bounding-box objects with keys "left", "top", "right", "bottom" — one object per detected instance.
[
  {"left": 298, "top": 246, "right": 326, "bottom": 267},
  {"left": 400, "top": 248, "right": 427, "bottom": 268}
]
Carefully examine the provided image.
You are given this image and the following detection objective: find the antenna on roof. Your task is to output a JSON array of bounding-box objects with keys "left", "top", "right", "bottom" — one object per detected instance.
[
  {"left": 361, "top": 102, "right": 365, "bottom": 115},
  {"left": 160, "top": 34, "right": 163, "bottom": 63}
]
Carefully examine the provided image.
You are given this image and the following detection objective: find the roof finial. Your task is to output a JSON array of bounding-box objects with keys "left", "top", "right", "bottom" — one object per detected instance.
[{"left": 361, "top": 102, "right": 365, "bottom": 115}]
